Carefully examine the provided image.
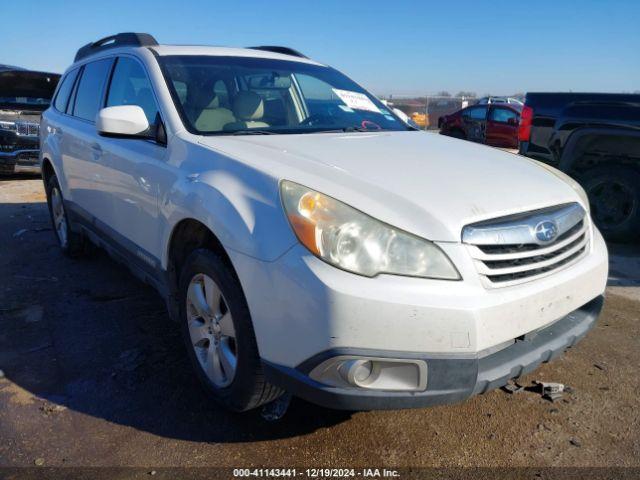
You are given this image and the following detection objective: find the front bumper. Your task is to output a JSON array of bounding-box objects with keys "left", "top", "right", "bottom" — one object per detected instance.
[
  {"left": 263, "top": 295, "right": 604, "bottom": 410},
  {"left": 229, "top": 227, "right": 608, "bottom": 368},
  {"left": 0, "top": 149, "right": 41, "bottom": 174}
]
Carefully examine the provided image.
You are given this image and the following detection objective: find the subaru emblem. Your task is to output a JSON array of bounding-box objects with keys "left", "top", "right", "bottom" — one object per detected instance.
[{"left": 534, "top": 221, "right": 558, "bottom": 243}]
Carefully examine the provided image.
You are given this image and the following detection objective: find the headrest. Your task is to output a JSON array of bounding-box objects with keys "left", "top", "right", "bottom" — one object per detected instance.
[
  {"left": 205, "top": 95, "right": 220, "bottom": 109},
  {"left": 233, "top": 91, "right": 264, "bottom": 120}
]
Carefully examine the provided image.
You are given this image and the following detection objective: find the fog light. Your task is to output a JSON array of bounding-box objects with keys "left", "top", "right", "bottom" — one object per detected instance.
[
  {"left": 309, "top": 356, "right": 427, "bottom": 392},
  {"left": 339, "top": 360, "right": 374, "bottom": 386}
]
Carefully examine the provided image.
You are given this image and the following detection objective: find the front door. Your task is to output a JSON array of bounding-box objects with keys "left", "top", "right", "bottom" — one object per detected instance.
[
  {"left": 486, "top": 106, "right": 520, "bottom": 148},
  {"left": 97, "top": 56, "right": 166, "bottom": 261}
]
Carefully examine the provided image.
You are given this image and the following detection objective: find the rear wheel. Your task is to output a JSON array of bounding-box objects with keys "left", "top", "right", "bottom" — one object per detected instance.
[
  {"left": 45, "top": 174, "right": 85, "bottom": 256},
  {"left": 580, "top": 165, "right": 640, "bottom": 243},
  {"left": 178, "top": 249, "right": 283, "bottom": 411}
]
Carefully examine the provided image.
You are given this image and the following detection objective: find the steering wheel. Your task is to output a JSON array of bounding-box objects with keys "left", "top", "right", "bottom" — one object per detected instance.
[{"left": 299, "top": 114, "right": 332, "bottom": 126}]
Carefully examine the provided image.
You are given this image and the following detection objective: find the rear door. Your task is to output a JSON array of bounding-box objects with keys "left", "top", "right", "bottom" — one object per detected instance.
[
  {"left": 461, "top": 105, "right": 487, "bottom": 143},
  {"left": 60, "top": 58, "right": 114, "bottom": 222},
  {"left": 486, "top": 106, "right": 520, "bottom": 148}
]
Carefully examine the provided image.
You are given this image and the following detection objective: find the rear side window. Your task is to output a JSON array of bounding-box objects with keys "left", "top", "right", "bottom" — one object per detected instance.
[
  {"left": 53, "top": 69, "right": 79, "bottom": 112},
  {"left": 464, "top": 106, "right": 487, "bottom": 120},
  {"left": 73, "top": 58, "right": 113, "bottom": 122},
  {"left": 106, "top": 57, "right": 159, "bottom": 124}
]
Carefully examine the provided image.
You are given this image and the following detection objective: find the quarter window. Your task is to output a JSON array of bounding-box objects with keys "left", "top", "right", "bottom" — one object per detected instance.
[
  {"left": 53, "top": 69, "right": 79, "bottom": 112},
  {"left": 107, "top": 57, "right": 159, "bottom": 124},
  {"left": 73, "top": 59, "right": 113, "bottom": 121}
]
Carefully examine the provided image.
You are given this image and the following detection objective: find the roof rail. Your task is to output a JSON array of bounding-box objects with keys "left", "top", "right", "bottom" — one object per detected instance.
[
  {"left": 248, "top": 46, "right": 308, "bottom": 59},
  {"left": 74, "top": 33, "right": 158, "bottom": 62}
]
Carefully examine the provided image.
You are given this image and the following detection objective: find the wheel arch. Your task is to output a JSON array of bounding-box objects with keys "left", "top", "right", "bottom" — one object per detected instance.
[
  {"left": 166, "top": 218, "right": 237, "bottom": 286},
  {"left": 41, "top": 157, "right": 56, "bottom": 186},
  {"left": 559, "top": 128, "right": 640, "bottom": 174},
  {"left": 164, "top": 217, "right": 240, "bottom": 321}
]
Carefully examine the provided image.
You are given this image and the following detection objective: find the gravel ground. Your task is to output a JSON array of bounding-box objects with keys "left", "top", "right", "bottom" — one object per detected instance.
[{"left": 0, "top": 177, "right": 638, "bottom": 470}]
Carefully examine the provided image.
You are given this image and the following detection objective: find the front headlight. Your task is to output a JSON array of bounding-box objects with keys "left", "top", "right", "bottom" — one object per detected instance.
[
  {"left": 280, "top": 180, "right": 460, "bottom": 280},
  {"left": 0, "top": 120, "right": 17, "bottom": 131}
]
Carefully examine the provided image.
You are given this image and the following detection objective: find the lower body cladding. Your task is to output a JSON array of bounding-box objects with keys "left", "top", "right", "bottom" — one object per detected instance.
[
  {"left": 0, "top": 149, "right": 41, "bottom": 174},
  {"left": 228, "top": 228, "right": 608, "bottom": 410}
]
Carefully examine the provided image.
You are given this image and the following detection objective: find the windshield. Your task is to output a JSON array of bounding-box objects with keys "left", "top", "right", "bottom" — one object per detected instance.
[{"left": 158, "top": 55, "right": 411, "bottom": 135}]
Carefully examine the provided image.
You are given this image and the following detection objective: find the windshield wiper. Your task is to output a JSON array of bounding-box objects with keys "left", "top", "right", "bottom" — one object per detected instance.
[
  {"left": 312, "top": 126, "right": 375, "bottom": 133},
  {"left": 230, "top": 130, "right": 279, "bottom": 135},
  {"left": 342, "top": 126, "right": 372, "bottom": 132}
]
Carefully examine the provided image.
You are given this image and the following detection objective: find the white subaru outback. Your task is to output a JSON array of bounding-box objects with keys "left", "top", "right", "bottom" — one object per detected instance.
[{"left": 40, "top": 33, "right": 608, "bottom": 412}]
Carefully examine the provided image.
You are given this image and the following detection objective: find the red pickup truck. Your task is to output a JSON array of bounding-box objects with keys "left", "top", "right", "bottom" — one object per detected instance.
[{"left": 439, "top": 103, "right": 521, "bottom": 148}]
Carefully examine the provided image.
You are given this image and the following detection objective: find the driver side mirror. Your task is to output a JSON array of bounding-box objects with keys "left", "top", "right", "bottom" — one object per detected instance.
[{"left": 96, "top": 105, "right": 152, "bottom": 139}]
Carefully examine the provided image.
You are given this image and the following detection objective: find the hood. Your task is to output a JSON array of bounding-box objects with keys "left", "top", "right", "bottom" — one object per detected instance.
[
  {"left": 0, "top": 70, "right": 60, "bottom": 111},
  {"left": 0, "top": 109, "right": 41, "bottom": 122},
  {"left": 198, "top": 131, "right": 581, "bottom": 242}
]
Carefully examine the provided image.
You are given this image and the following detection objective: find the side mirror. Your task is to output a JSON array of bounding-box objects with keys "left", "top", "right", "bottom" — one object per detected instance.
[{"left": 96, "top": 105, "right": 151, "bottom": 139}]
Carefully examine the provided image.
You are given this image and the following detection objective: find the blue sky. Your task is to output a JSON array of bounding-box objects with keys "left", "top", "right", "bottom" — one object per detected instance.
[{"left": 2, "top": 0, "right": 638, "bottom": 95}]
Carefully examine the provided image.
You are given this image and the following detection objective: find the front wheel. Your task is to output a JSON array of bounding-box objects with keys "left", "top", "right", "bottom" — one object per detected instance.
[
  {"left": 178, "top": 249, "right": 283, "bottom": 411},
  {"left": 580, "top": 165, "right": 640, "bottom": 243}
]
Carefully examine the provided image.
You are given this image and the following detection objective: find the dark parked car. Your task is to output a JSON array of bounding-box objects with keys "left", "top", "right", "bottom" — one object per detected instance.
[
  {"left": 519, "top": 92, "right": 640, "bottom": 242},
  {"left": 0, "top": 69, "right": 60, "bottom": 174},
  {"left": 439, "top": 103, "right": 521, "bottom": 148}
]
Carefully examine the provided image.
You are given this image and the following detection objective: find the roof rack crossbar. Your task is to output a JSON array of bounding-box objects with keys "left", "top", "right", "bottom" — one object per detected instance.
[
  {"left": 74, "top": 32, "right": 158, "bottom": 62},
  {"left": 248, "top": 46, "right": 308, "bottom": 59}
]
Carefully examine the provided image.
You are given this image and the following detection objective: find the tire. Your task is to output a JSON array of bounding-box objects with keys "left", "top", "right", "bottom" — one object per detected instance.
[
  {"left": 45, "top": 174, "right": 85, "bottom": 257},
  {"left": 178, "top": 248, "right": 283, "bottom": 411},
  {"left": 580, "top": 165, "right": 640, "bottom": 243}
]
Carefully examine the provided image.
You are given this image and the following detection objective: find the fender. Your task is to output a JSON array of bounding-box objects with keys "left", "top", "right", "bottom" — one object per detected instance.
[
  {"left": 158, "top": 149, "right": 298, "bottom": 270},
  {"left": 558, "top": 126, "right": 640, "bottom": 172}
]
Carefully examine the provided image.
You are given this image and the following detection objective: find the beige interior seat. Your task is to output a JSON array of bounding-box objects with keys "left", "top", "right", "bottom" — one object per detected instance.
[
  {"left": 223, "top": 91, "right": 270, "bottom": 131},
  {"left": 194, "top": 96, "right": 235, "bottom": 132}
]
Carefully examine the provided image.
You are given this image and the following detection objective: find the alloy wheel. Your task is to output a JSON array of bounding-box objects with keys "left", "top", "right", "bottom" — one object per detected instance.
[
  {"left": 50, "top": 187, "right": 68, "bottom": 248},
  {"left": 186, "top": 273, "right": 237, "bottom": 388}
]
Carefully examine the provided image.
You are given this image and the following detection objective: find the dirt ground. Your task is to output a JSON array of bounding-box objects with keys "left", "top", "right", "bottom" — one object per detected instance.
[{"left": 0, "top": 177, "right": 639, "bottom": 470}]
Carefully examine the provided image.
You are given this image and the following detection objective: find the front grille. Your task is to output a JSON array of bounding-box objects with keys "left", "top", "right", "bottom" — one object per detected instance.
[
  {"left": 486, "top": 246, "right": 587, "bottom": 283},
  {"left": 16, "top": 151, "right": 39, "bottom": 165},
  {"left": 16, "top": 121, "right": 40, "bottom": 137},
  {"left": 463, "top": 203, "right": 590, "bottom": 288}
]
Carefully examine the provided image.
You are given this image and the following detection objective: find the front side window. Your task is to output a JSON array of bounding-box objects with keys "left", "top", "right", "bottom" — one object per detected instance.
[
  {"left": 158, "top": 55, "right": 410, "bottom": 135},
  {"left": 107, "top": 57, "right": 159, "bottom": 124},
  {"left": 73, "top": 58, "right": 113, "bottom": 121},
  {"left": 489, "top": 107, "right": 519, "bottom": 123},
  {"left": 464, "top": 106, "right": 487, "bottom": 120},
  {"left": 53, "top": 69, "right": 79, "bottom": 112}
]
